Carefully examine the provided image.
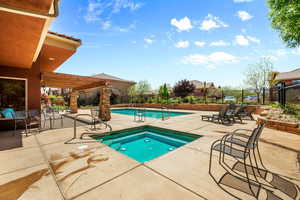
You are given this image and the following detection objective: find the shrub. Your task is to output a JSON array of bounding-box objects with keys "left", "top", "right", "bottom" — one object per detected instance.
[
  {"left": 282, "top": 104, "right": 300, "bottom": 118},
  {"left": 185, "top": 96, "right": 196, "bottom": 104},
  {"left": 173, "top": 79, "right": 195, "bottom": 98}
]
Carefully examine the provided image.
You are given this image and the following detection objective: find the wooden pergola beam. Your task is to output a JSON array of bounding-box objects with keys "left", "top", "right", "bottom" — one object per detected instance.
[
  {"left": 74, "top": 81, "right": 106, "bottom": 91},
  {"left": 41, "top": 72, "right": 108, "bottom": 89}
]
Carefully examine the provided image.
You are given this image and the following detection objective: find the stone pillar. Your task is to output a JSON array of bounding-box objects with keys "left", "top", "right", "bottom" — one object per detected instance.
[
  {"left": 70, "top": 91, "right": 78, "bottom": 113},
  {"left": 99, "top": 84, "right": 111, "bottom": 121}
]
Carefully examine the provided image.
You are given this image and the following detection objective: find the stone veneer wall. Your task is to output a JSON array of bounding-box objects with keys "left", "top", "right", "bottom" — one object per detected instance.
[
  {"left": 99, "top": 86, "right": 111, "bottom": 121},
  {"left": 257, "top": 117, "right": 300, "bottom": 135},
  {"left": 70, "top": 92, "right": 78, "bottom": 113}
]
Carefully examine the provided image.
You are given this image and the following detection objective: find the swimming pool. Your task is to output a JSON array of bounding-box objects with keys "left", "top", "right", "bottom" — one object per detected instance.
[
  {"left": 111, "top": 108, "right": 192, "bottom": 119},
  {"left": 92, "top": 126, "right": 201, "bottom": 163}
]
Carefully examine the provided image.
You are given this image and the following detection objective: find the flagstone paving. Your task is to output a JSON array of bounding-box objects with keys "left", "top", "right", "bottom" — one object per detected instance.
[{"left": 0, "top": 109, "right": 299, "bottom": 200}]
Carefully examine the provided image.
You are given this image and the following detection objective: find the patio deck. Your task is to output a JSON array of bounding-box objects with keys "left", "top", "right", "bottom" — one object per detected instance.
[{"left": 0, "top": 109, "right": 299, "bottom": 200}]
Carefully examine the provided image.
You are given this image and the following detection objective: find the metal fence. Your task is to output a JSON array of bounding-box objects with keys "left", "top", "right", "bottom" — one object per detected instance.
[
  {"left": 197, "top": 88, "right": 270, "bottom": 105},
  {"left": 274, "top": 82, "right": 300, "bottom": 106}
]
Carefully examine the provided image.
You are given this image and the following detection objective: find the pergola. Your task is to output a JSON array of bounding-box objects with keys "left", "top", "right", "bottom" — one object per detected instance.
[{"left": 41, "top": 72, "right": 111, "bottom": 121}]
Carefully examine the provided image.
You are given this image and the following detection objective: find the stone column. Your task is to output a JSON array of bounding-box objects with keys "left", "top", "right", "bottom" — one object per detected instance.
[
  {"left": 99, "top": 84, "right": 111, "bottom": 121},
  {"left": 70, "top": 91, "right": 78, "bottom": 113}
]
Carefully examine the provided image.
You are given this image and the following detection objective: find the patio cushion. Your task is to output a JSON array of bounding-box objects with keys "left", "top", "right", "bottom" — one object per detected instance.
[{"left": 1, "top": 108, "right": 15, "bottom": 119}]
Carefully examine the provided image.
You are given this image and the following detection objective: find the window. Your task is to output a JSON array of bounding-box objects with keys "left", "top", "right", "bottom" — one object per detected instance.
[{"left": 0, "top": 77, "right": 27, "bottom": 111}]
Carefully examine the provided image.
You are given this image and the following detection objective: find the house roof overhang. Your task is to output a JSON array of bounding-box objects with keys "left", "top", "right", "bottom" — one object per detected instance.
[
  {"left": 275, "top": 68, "right": 300, "bottom": 82},
  {"left": 0, "top": 0, "right": 81, "bottom": 73},
  {"left": 0, "top": 0, "right": 59, "bottom": 68},
  {"left": 39, "top": 32, "right": 81, "bottom": 72}
]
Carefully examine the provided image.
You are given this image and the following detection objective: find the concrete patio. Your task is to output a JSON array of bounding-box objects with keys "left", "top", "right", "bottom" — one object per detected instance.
[{"left": 0, "top": 109, "right": 299, "bottom": 200}]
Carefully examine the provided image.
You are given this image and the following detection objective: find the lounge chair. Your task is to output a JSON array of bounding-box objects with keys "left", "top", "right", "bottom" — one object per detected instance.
[
  {"left": 226, "top": 107, "right": 243, "bottom": 124},
  {"left": 201, "top": 106, "right": 228, "bottom": 123},
  {"left": 236, "top": 104, "right": 255, "bottom": 120},
  {"left": 212, "top": 106, "right": 231, "bottom": 124}
]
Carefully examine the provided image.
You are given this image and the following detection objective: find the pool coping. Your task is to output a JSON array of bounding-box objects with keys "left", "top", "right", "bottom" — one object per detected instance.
[
  {"left": 89, "top": 125, "right": 202, "bottom": 164},
  {"left": 111, "top": 107, "right": 194, "bottom": 114},
  {"left": 90, "top": 125, "right": 203, "bottom": 141}
]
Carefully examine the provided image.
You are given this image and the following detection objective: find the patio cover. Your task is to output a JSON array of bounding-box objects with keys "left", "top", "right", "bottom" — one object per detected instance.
[
  {"left": 41, "top": 72, "right": 111, "bottom": 120},
  {"left": 41, "top": 72, "right": 107, "bottom": 90}
]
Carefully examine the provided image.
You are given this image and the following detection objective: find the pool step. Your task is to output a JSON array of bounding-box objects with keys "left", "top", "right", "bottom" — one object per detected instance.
[
  {"left": 147, "top": 132, "right": 188, "bottom": 147},
  {"left": 104, "top": 131, "right": 188, "bottom": 148}
]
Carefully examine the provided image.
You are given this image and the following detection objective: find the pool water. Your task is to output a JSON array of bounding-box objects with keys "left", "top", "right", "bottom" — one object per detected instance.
[
  {"left": 93, "top": 126, "right": 200, "bottom": 163},
  {"left": 111, "top": 108, "right": 192, "bottom": 119}
]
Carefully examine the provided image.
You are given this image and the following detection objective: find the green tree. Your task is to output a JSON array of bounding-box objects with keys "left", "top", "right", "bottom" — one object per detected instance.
[
  {"left": 159, "top": 83, "right": 170, "bottom": 100},
  {"left": 173, "top": 79, "right": 195, "bottom": 98},
  {"left": 136, "top": 80, "right": 151, "bottom": 96},
  {"left": 128, "top": 85, "right": 138, "bottom": 103},
  {"left": 268, "top": 0, "right": 300, "bottom": 47},
  {"left": 128, "top": 81, "right": 151, "bottom": 103},
  {"left": 244, "top": 57, "right": 274, "bottom": 103}
]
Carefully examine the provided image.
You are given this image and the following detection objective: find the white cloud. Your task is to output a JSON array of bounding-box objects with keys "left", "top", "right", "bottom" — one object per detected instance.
[
  {"left": 144, "top": 38, "right": 154, "bottom": 44},
  {"left": 235, "top": 35, "right": 249, "bottom": 46},
  {"left": 209, "top": 40, "right": 230, "bottom": 46},
  {"left": 275, "top": 49, "right": 289, "bottom": 56},
  {"left": 261, "top": 55, "right": 278, "bottom": 62},
  {"left": 199, "top": 14, "right": 228, "bottom": 31},
  {"left": 84, "top": 1, "right": 104, "bottom": 22},
  {"left": 170, "top": 17, "right": 193, "bottom": 32},
  {"left": 194, "top": 41, "right": 205, "bottom": 47},
  {"left": 112, "top": 0, "right": 144, "bottom": 13},
  {"left": 116, "top": 22, "right": 136, "bottom": 32},
  {"left": 292, "top": 47, "right": 300, "bottom": 54},
  {"left": 233, "top": 0, "right": 253, "bottom": 2},
  {"left": 241, "top": 28, "right": 247, "bottom": 33},
  {"left": 247, "top": 36, "right": 260, "bottom": 43},
  {"left": 101, "top": 20, "right": 112, "bottom": 30},
  {"left": 182, "top": 52, "right": 237, "bottom": 68},
  {"left": 175, "top": 41, "right": 190, "bottom": 48},
  {"left": 291, "top": 49, "right": 299, "bottom": 54},
  {"left": 237, "top": 11, "right": 253, "bottom": 21},
  {"left": 84, "top": 0, "right": 143, "bottom": 31}
]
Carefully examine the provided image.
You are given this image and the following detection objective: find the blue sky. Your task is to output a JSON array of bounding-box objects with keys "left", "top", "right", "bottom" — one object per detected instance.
[{"left": 51, "top": 0, "right": 300, "bottom": 89}]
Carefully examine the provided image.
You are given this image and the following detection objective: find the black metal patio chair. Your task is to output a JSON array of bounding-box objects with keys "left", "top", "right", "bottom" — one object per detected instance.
[
  {"left": 90, "top": 109, "right": 108, "bottom": 129},
  {"left": 209, "top": 123, "right": 300, "bottom": 199},
  {"left": 212, "top": 106, "right": 231, "bottom": 124},
  {"left": 225, "top": 103, "right": 243, "bottom": 124},
  {"left": 41, "top": 108, "right": 52, "bottom": 129},
  {"left": 27, "top": 109, "right": 42, "bottom": 131},
  {"left": 236, "top": 104, "right": 255, "bottom": 120},
  {"left": 51, "top": 108, "right": 64, "bottom": 128},
  {"left": 13, "top": 110, "right": 41, "bottom": 136},
  {"left": 201, "top": 105, "right": 230, "bottom": 124},
  {"left": 227, "top": 108, "right": 243, "bottom": 124},
  {"left": 209, "top": 123, "right": 267, "bottom": 198},
  {"left": 13, "top": 111, "right": 28, "bottom": 136}
]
